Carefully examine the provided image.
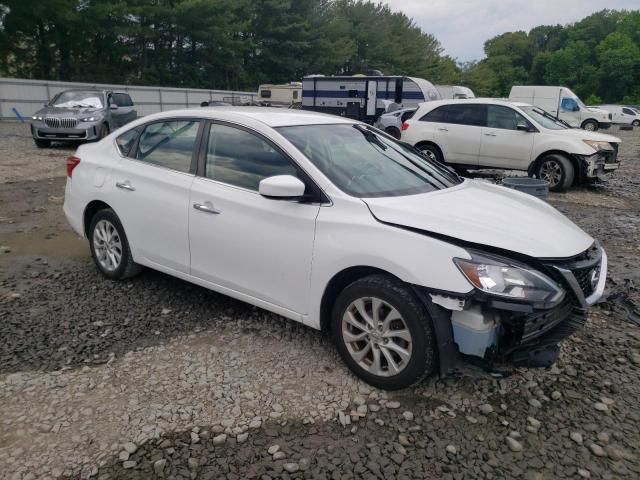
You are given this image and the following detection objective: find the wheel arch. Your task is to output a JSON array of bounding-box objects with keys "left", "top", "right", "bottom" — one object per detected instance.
[
  {"left": 319, "top": 266, "right": 397, "bottom": 333},
  {"left": 528, "top": 149, "right": 579, "bottom": 180},
  {"left": 83, "top": 200, "right": 113, "bottom": 238},
  {"left": 414, "top": 140, "right": 443, "bottom": 155}
]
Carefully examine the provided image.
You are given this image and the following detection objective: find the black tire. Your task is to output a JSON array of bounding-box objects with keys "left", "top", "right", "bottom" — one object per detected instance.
[
  {"left": 331, "top": 274, "right": 437, "bottom": 390},
  {"left": 536, "top": 154, "right": 575, "bottom": 192},
  {"left": 385, "top": 126, "right": 401, "bottom": 139},
  {"left": 415, "top": 143, "right": 444, "bottom": 164},
  {"left": 97, "top": 123, "right": 109, "bottom": 140},
  {"left": 88, "top": 208, "right": 142, "bottom": 280},
  {"left": 632, "top": 120, "right": 640, "bottom": 127},
  {"left": 581, "top": 120, "right": 598, "bottom": 131},
  {"left": 34, "top": 139, "right": 51, "bottom": 148}
]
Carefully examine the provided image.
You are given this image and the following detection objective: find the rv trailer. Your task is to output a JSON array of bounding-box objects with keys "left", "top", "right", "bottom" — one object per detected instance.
[
  {"left": 301, "top": 75, "right": 441, "bottom": 123},
  {"left": 258, "top": 82, "right": 302, "bottom": 107}
]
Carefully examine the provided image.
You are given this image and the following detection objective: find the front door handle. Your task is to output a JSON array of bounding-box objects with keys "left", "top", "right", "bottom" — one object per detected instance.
[
  {"left": 438, "top": 127, "right": 449, "bottom": 132},
  {"left": 193, "top": 203, "right": 220, "bottom": 214},
  {"left": 116, "top": 181, "right": 135, "bottom": 191},
  {"left": 484, "top": 132, "right": 497, "bottom": 137}
]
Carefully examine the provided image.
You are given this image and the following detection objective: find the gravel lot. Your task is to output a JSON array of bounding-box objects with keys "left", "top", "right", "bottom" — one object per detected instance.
[{"left": 1, "top": 121, "right": 639, "bottom": 480}]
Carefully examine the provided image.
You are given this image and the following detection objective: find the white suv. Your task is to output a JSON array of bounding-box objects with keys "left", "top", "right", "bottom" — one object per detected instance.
[
  {"left": 64, "top": 108, "right": 606, "bottom": 389},
  {"left": 401, "top": 99, "right": 621, "bottom": 191}
]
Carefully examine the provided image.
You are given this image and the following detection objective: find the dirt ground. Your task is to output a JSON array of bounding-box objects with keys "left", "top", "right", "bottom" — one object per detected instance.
[{"left": 0, "top": 121, "right": 639, "bottom": 480}]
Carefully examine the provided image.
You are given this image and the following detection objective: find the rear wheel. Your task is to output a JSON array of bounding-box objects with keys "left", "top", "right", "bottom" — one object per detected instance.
[
  {"left": 581, "top": 120, "right": 598, "bottom": 131},
  {"left": 416, "top": 143, "right": 443, "bottom": 164},
  {"left": 89, "top": 209, "right": 142, "bottom": 280},
  {"left": 536, "top": 154, "right": 574, "bottom": 192},
  {"left": 34, "top": 139, "right": 51, "bottom": 148},
  {"left": 632, "top": 120, "right": 640, "bottom": 127},
  {"left": 332, "top": 274, "right": 436, "bottom": 390},
  {"left": 385, "top": 126, "right": 401, "bottom": 139}
]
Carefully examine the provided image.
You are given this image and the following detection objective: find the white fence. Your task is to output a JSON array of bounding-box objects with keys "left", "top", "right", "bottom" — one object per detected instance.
[{"left": 0, "top": 77, "right": 258, "bottom": 119}]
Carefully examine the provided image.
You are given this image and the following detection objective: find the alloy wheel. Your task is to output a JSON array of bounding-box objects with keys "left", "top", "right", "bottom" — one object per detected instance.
[
  {"left": 341, "top": 297, "right": 412, "bottom": 377},
  {"left": 540, "top": 160, "right": 562, "bottom": 187},
  {"left": 93, "top": 219, "right": 123, "bottom": 272},
  {"left": 584, "top": 122, "right": 596, "bottom": 131},
  {"left": 419, "top": 147, "right": 437, "bottom": 162}
]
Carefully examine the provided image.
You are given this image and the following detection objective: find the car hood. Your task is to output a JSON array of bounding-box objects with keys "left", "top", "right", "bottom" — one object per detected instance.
[
  {"left": 35, "top": 106, "right": 103, "bottom": 117},
  {"left": 363, "top": 180, "right": 593, "bottom": 258},
  {"left": 547, "top": 127, "right": 621, "bottom": 144}
]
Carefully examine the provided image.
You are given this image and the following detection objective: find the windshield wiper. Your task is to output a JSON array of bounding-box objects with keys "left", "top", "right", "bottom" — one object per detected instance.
[{"left": 353, "top": 124, "right": 388, "bottom": 150}]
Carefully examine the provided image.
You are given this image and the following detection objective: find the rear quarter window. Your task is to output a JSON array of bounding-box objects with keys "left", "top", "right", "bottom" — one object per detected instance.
[
  {"left": 420, "top": 105, "right": 448, "bottom": 122},
  {"left": 115, "top": 129, "right": 140, "bottom": 157}
]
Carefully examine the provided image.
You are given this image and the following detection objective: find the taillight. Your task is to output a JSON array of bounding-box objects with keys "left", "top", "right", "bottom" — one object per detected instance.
[
  {"left": 401, "top": 122, "right": 409, "bottom": 131},
  {"left": 67, "top": 156, "right": 81, "bottom": 178}
]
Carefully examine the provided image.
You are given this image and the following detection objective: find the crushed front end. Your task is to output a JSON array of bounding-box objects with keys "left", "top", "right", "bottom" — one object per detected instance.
[
  {"left": 575, "top": 142, "right": 620, "bottom": 181},
  {"left": 422, "top": 243, "right": 607, "bottom": 374}
]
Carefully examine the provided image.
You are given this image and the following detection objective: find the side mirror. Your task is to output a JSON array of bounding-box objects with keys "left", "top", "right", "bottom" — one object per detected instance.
[
  {"left": 516, "top": 122, "right": 532, "bottom": 132},
  {"left": 259, "top": 175, "right": 306, "bottom": 199}
]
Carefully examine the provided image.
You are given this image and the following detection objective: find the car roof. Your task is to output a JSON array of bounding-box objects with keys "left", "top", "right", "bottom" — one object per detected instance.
[
  {"left": 138, "top": 107, "right": 358, "bottom": 127},
  {"left": 416, "top": 98, "right": 532, "bottom": 111}
]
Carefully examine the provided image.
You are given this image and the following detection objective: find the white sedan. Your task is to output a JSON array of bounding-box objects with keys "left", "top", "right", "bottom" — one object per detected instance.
[{"left": 63, "top": 108, "right": 606, "bottom": 389}]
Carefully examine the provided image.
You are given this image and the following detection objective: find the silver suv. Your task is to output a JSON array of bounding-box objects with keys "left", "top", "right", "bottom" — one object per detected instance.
[{"left": 30, "top": 89, "right": 137, "bottom": 148}]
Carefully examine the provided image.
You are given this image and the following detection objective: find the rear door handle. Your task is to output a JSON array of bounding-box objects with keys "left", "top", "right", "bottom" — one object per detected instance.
[
  {"left": 484, "top": 132, "right": 497, "bottom": 137},
  {"left": 193, "top": 203, "right": 220, "bottom": 214},
  {"left": 116, "top": 181, "right": 135, "bottom": 191}
]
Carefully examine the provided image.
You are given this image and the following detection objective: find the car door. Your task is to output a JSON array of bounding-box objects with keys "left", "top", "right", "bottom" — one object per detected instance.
[
  {"left": 478, "top": 105, "right": 536, "bottom": 169},
  {"left": 559, "top": 96, "right": 581, "bottom": 127},
  {"left": 188, "top": 121, "right": 321, "bottom": 316},
  {"left": 622, "top": 107, "right": 637, "bottom": 125},
  {"left": 109, "top": 93, "right": 134, "bottom": 128},
  {"left": 439, "top": 103, "right": 485, "bottom": 166},
  {"left": 109, "top": 118, "right": 200, "bottom": 273}
]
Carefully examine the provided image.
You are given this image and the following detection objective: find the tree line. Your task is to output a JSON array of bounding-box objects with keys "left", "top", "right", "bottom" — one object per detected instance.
[{"left": 0, "top": 2, "right": 638, "bottom": 103}]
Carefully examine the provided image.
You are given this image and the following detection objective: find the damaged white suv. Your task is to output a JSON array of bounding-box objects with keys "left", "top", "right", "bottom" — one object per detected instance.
[{"left": 63, "top": 108, "right": 607, "bottom": 390}]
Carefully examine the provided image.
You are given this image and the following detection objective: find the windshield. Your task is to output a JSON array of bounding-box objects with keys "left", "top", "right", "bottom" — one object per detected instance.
[
  {"left": 277, "top": 124, "right": 462, "bottom": 198},
  {"left": 520, "top": 106, "right": 568, "bottom": 130},
  {"left": 51, "top": 91, "right": 104, "bottom": 109}
]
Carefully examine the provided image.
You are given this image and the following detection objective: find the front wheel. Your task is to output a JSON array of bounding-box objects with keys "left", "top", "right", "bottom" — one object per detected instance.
[
  {"left": 89, "top": 209, "right": 142, "bottom": 280},
  {"left": 536, "top": 154, "right": 574, "bottom": 192},
  {"left": 632, "top": 120, "right": 640, "bottom": 127},
  {"left": 581, "top": 120, "right": 598, "bottom": 131},
  {"left": 332, "top": 274, "right": 437, "bottom": 390},
  {"left": 97, "top": 123, "right": 109, "bottom": 140}
]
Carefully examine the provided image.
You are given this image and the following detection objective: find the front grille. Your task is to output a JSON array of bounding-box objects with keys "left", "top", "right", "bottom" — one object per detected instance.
[
  {"left": 44, "top": 117, "right": 79, "bottom": 129},
  {"left": 543, "top": 244, "right": 602, "bottom": 303},
  {"left": 573, "top": 266, "right": 597, "bottom": 297}
]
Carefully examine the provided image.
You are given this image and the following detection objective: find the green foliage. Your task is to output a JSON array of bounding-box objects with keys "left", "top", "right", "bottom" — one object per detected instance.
[
  {"left": 463, "top": 9, "right": 640, "bottom": 102},
  {"left": 0, "top": 0, "right": 453, "bottom": 90}
]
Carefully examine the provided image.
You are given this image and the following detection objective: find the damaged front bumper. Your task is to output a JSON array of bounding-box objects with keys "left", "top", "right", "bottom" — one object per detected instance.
[
  {"left": 416, "top": 244, "right": 607, "bottom": 375},
  {"left": 576, "top": 145, "right": 620, "bottom": 179}
]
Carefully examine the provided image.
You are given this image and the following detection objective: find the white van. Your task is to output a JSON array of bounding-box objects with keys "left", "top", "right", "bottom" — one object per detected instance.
[
  {"left": 595, "top": 105, "right": 640, "bottom": 126},
  {"left": 436, "top": 85, "right": 475, "bottom": 99},
  {"left": 509, "top": 86, "right": 612, "bottom": 131},
  {"left": 258, "top": 82, "right": 302, "bottom": 107}
]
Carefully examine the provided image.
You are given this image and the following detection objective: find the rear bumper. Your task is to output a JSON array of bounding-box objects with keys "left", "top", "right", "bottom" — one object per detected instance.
[{"left": 63, "top": 180, "right": 85, "bottom": 238}]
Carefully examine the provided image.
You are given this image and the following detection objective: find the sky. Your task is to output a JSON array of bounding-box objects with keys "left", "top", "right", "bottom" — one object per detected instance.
[{"left": 379, "top": 0, "right": 640, "bottom": 62}]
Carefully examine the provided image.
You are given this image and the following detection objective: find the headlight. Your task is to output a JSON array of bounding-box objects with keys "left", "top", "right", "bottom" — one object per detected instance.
[
  {"left": 80, "top": 116, "right": 101, "bottom": 122},
  {"left": 583, "top": 139, "right": 612, "bottom": 151},
  {"left": 32, "top": 115, "right": 43, "bottom": 121},
  {"left": 454, "top": 253, "right": 564, "bottom": 304}
]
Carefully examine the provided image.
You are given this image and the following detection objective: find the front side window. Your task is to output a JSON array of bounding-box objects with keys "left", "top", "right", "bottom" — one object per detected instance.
[
  {"left": 116, "top": 128, "right": 139, "bottom": 157},
  {"left": 622, "top": 107, "right": 636, "bottom": 116},
  {"left": 420, "top": 105, "right": 448, "bottom": 122},
  {"left": 560, "top": 97, "right": 578, "bottom": 112},
  {"left": 51, "top": 91, "right": 103, "bottom": 109},
  {"left": 135, "top": 120, "right": 199, "bottom": 173},
  {"left": 446, "top": 104, "right": 487, "bottom": 127},
  {"left": 206, "top": 123, "right": 299, "bottom": 190},
  {"left": 278, "top": 124, "right": 461, "bottom": 198},
  {"left": 487, "top": 105, "right": 529, "bottom": 130}
]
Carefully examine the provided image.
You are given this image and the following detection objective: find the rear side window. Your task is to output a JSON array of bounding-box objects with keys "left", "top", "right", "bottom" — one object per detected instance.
[
  {"left": 487, "top": 105, "right": 529, "bottom": 130},
  {"left": 446, "top": 104, "right": 487, "bottom": 127},
  {"left": 420, "top": 105, "right": 448, "bottom": 122},
  {"left": 205, "top": 123, "right": 300, "bottom": 191},
  {"left": 116, "top": 129, "right": 139, "bottom": 157},
  {"left": 135, "top": 120, "right": 200, "bottom": 173}
]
